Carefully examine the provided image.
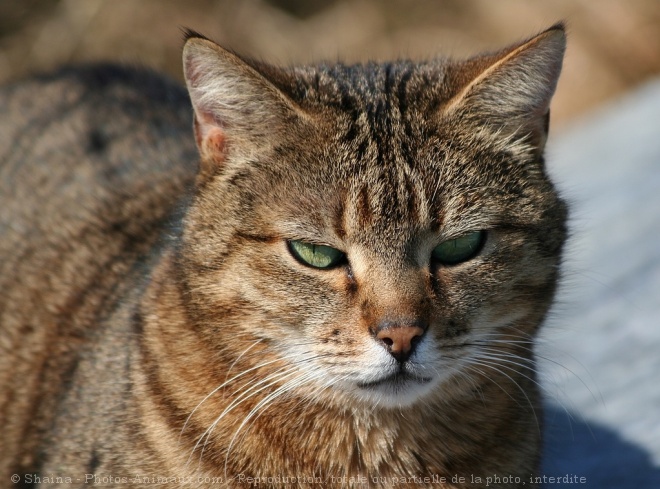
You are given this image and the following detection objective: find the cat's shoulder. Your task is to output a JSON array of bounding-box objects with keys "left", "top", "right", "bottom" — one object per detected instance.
[
  {"left": 0, "top": 63, "right": 198, "bottom": 305},
  {"left": 0, "top": 63, "right": 198, "bottom": 235}
]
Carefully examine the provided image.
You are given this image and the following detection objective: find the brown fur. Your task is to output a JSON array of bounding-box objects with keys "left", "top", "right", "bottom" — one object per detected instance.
[{"left": 0, "top": 26, "right": 567, "bottom": 488}]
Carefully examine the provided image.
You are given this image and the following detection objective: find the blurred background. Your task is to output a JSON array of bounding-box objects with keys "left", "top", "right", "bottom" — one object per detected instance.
[{"left": 1, "top": 0, "right": 660, "bottom": 127}]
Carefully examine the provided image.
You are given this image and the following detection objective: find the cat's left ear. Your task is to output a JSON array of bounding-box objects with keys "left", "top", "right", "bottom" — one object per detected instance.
[
  {"left": 182, "top": 31, "right": 307, "bottom": 183},
  {"left": 443, "top": 24, "right": 566, "bottom": 155}
]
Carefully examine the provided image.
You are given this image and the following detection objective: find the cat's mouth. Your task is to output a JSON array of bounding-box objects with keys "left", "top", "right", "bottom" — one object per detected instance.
[{"left": 357, "top": 371, "right": 432, "bottom": 390}]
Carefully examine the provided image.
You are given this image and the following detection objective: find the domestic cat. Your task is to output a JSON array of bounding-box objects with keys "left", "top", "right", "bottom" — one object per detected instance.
[{"left": 0, "top": 24, "right": 567, "bottom": 488}]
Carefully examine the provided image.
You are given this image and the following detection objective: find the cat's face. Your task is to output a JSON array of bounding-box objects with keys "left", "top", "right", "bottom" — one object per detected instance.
[{"left": 179, "top": 28, "right": 567, "bottom": 408}]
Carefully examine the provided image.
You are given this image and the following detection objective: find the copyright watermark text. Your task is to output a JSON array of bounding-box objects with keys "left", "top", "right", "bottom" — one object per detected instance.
[{"left": 9, "top": 472, "right": 588, "bottom": 486}]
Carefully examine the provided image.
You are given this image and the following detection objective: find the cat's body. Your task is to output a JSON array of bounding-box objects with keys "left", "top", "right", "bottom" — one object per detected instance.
[
  {"left": 0, "top": 66, "right": 198, "bottom": 480},
  {"left": 0, "top": 27, "right": 567, "bottom": 488}
]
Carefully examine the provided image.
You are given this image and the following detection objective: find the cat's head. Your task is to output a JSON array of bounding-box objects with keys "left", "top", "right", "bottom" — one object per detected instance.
[{"left": 177, "top": 25, "right": 567, "bottom": 408}]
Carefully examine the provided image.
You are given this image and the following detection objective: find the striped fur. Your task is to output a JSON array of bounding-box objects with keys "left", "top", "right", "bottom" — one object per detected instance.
[{"left": 1, "top": 26, "right": 567, "bottom": 488}]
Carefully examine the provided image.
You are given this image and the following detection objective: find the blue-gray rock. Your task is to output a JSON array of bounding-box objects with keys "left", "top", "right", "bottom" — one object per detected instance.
[{"left": 541, "top": 80, "right": 660, "bottom": 488}]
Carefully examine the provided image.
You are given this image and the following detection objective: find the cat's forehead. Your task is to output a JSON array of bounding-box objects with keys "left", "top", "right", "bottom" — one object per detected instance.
[
  {"left": 246, "top": 61, "right": 544, "bottom": 247},
  {"left": 282, "top": 60, "right": 517, "bottom": 189},
  {"left": 286, "top": 60, "right": 446, "bottom": 114},
  {"left": 264, "top": 120, "right": 514, "bottom": 248}
]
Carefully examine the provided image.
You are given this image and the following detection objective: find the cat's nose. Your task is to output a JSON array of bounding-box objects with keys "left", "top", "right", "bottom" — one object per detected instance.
[{"left": 375, "top": 322, "right": 426, "bottom": 362}]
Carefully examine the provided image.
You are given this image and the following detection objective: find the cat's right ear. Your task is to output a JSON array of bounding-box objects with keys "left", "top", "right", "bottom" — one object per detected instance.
[{"left": 182, "top": 33, "right": 304, "bottom": 183}]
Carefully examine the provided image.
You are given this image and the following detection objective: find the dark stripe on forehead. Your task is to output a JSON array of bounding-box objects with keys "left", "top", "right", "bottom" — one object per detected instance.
[
  {"left": 397, "top": 67, "right": 417, "bottom": 168},
  {"left": 330, "top": 62, "right": 433, "bottom": 233},
  {"left": 396, "top": 66, "right": 413, "bottom": 117},
  {"left": 355, "top": 184, "right": 374, "bottom": 228},
  {"left": 402, "top": 169, "right": 420, "bottom": 222},
  {"left": 366, "top": 64, "right": 396, "bottom": 169}
]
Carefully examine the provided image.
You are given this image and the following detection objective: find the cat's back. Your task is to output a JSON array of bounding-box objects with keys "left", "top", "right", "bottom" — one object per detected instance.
[
  {"left": 0, "top": 64, "right": 197, "bottom": 326},
  {"left": 0, "top": 64, "right": 197, "bottom": 239},
  {"left": 0, "top": 65, "right": 196, "bottom": 474}
]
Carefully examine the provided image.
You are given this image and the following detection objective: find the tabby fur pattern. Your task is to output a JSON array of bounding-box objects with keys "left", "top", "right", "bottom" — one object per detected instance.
[{"left": 0, "top": 25, "right": 567, "bottom": 488}]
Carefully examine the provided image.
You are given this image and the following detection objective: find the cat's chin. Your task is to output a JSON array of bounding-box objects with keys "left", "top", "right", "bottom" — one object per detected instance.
[{"left": 352, "top": 372, "right": 439, "bottom": 409}]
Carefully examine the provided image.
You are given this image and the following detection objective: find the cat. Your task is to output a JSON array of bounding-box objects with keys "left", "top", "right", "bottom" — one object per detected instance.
[{"left": 0, "top": 24, "right": 567, "bottom": 488}]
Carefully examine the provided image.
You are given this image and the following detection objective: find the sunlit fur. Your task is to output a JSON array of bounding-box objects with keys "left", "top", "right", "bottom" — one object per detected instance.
[{"left": 0, "top": 26, "right": 567, "bottom": 488}]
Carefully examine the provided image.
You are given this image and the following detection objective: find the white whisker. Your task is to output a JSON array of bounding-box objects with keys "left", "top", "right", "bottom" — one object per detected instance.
[
  {"left": 179, "top": 356, "right": 285, "bottom": 444},
  {"left": 225, "top": 338, "right": 264, "bottom": 381},
  {"left": 466, "top": 358, "right": 541, "bottom": 433},
  {"left": 185, "top": 351, "right": 332, "bottom": 470},
  {"left": 223, "top": 369, "right": 330, "bottom": 477},
  {"left": 185, "top": 365, "right": 299, "bottom": 468}
]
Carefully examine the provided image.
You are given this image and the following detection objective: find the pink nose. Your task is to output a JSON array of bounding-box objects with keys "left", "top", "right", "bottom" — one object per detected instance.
[{"left": 376, "top": 325, "right": 425, "bottom": 362}]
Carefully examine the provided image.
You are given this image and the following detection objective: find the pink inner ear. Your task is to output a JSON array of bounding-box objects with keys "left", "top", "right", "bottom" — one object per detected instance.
[
  {"left": 204, "top": 126, "right": 226, "bottom": 157},
  {"left": 194, "top": 114, "right": 226, "bottom": 160},
  {"left": 195, "top": 118, "right": 227, "bottom": 161}
]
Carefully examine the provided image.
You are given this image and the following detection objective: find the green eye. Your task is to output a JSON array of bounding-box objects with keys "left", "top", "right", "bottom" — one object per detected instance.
[
  {"left": 288, "top": 240, "right": 346, "bottom": 269},
  {"left": 432, "top": 230, "right": 485, "bottom": 266}
]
